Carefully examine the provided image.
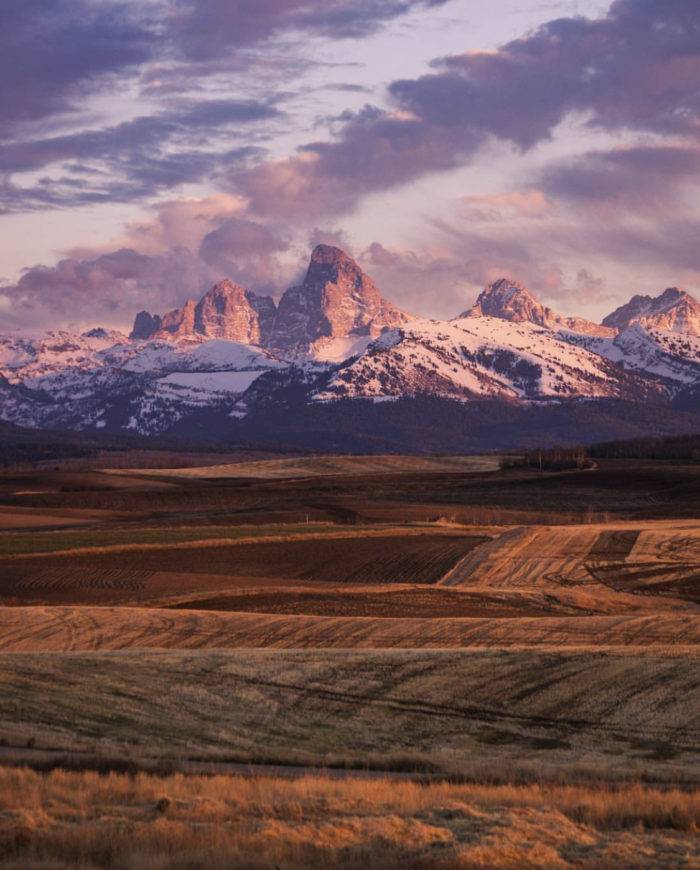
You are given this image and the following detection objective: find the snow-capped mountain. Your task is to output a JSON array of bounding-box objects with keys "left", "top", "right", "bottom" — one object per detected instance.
[
  {"left": 268, "top": 244, "right": 412, "bottom": 359},
  {"left": 315, "top": 316, "right": 658, "bottom": 403},
  {"left": 465, "top": 279, "right": 614, "bottom": 337},
  {"left": 0, "top": 329, "right": 129, "bottom": 385},
  {"left": 1, "top": 244, "right": 699, "bottom": 440},
  {"left": 602, "top": 287, "right": 700, "bottom": 335},
  {"left": 564, "top": 324, "right": 700, "bottom": 388},
  {"left": 0, "top": 333, "right": 285, "bottom": 434}
]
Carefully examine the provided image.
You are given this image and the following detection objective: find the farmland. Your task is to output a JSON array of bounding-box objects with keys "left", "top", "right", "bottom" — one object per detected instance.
[{"left": 0, "top": 452, "right": 698, "bottom": 867}]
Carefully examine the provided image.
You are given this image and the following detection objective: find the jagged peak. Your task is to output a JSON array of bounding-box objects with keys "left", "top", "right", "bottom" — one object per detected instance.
[
  {"left": 602, "top": 286, "right": 700, "bottom": 334},
  {"left": 464, "top": 277, "right": 545, "bottom": 322},
  {"left": 204, "top": 278, "right": 249, "bottom": 297},
  {"left": 464, "top": 278, "right": 614, "bottom": 338}
]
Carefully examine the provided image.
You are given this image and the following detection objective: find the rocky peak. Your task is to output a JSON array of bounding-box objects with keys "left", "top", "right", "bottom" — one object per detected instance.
[
  {"left": 130, "top": 311, "right": 162, "bottom": 340},
  {"left": 466, "top": 279, "right": 544, "bottom": 324},
  {"left": 129, "top": 280, "right": 276, "bottom": 345},
  {"left": 193, "top": 279, "right": 275, "bottom": 344},
  {"left": 603, "top": 287, "right": 700, "bottom": 335},
  {"left": 464, "top": 278, "right": 614, "bottom": 337},
  {"left": 158, "top": 298, "right": 197, "bottom": 339},
  {"left": 269, "top": 245, "right": 411, "bottom": 350}
]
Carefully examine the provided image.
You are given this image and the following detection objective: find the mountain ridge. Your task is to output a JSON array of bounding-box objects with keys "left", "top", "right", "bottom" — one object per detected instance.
[{"left": 1, "top": 244, "right": 700, "bottom": 445}]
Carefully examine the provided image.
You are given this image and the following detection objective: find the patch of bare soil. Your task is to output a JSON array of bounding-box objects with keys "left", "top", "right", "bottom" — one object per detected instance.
[
  {"left": 167, "top": 587, "right": 557, "bottom": 617},
  {"left": 0, "top": 534, "right": 486, "bottom": 605}
]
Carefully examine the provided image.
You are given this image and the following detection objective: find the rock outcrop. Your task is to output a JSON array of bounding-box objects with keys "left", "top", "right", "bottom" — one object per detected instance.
[
  {"left": 130, "top": 280, "right": 276, "bottom": 345},
  {"left": 268, "top": 245, "right": 412, "bottom": 351},
  {"left": 602, "top": 288, "right": 700, "bottom": 335},
  {"left": 465, "top": 279, "right": 614, "bottom": 337}
]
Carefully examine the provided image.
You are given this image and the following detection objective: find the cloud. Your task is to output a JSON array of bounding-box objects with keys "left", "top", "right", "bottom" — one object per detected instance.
[
  {"left": 198, "top": 216, "right": 291, "bottom": 292},
  {"left": 0, "top": 195, "right": 296, "bottom": 328},
  {"left": 166, "top": 0, "right": 449, "bottom": 61},
  {"left": 539, "top": 144, "right": 700, "bottom": 213},
  {"left": 234, "top": 109, "right": 479, "bottom": 218},
  {"left": 2, "top": 0, "right": 444, "bottom": 213},
  {"left": 1, "top": 0, "right": 445, "bottom": 126},
  {"left": 0, "top": 99, "right": 278, "bottom": 212},
  {"left": 2, "top": 247, "right": 216, "bottom": 331},
  {"left": 235, "top": 0, "right": 700, "bottom": 219},
  {"left": 394, "top": 0, "right": 700, "bottom": 142},
  {"left": 457, "top": 189, "right": 552, "bottom": 222},
  {"left": 0, "top": 0, "right": 153, "bottom": 124}
]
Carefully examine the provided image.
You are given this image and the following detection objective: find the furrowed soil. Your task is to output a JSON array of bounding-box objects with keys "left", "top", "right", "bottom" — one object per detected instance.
[
  {"left": 0, "top": 453, "right": 698, "bottom": 867},
  {"left": 0, "top": 532, "right": 486, "bottom": 606}
]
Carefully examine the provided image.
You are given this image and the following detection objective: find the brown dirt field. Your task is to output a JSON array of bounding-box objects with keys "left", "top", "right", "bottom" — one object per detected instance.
[
  {"left": 1, "top": 606, "right": 698, "bottom": 651},
  {"left": 0, "top": 506, "right": 125, "bottom": 530},
  {"left": 167, "top": 586, "right": 558, "bottom": 617},
  {"left": 2, "top": 768, "right": 698, "bottom": 869},
  {"left": 0, "top": 533, "right": 486, "bottom": 606},
  {"left": 0, "top": 649, "right": 697, "bottom": 782}
]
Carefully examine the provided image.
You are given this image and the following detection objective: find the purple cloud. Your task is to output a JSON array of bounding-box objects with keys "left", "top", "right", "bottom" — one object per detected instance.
[
  {"left": 1, "top": 248, "right": 216, "bottom": 330},
  {"left": 0, "top": 99, "right": 276, "bottom": 211},
  {"left": 235, "top": 0, "right": 700, "bottom": 219},
  {"left": 166, "top": 0, "right": 448, "bottom": 60},
  {"left": 198, "top": 216, "right": 291, "bottom": 292},
  {"left": 540, "top": 144, "right": 700, "bottom": 212},
  {"left": 0, "top": 0, "right": 153, "bottom": 124}
]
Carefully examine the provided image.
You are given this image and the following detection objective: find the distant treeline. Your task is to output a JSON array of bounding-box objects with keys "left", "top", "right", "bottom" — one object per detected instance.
[
  {"left": 589, "top": 433, "right": 700, "bottom": 461},
  {"left": 0, "top": 421, "right": 238, "bottom": 468},
  {"left": 500, "top": 446, "right": 593, "bottom": 471},
  {"left": 503, "top": 432, "right": 700, "bottom": 469}
]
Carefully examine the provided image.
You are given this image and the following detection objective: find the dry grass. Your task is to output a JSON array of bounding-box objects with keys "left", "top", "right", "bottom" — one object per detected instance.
[
  {"left": 0, "top": 766, "right": 698, "bottom": 869},
  {"left": 0, "top": 649, "right": 697, "bottom": 783},
  {"left": 2, "top": 606, "right": 698, "bottom": 651}
]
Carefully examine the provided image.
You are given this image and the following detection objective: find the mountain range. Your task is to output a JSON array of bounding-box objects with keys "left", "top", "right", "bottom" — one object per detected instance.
[{"left": 2, "top": 243, "right": 700, "bottom": 452}]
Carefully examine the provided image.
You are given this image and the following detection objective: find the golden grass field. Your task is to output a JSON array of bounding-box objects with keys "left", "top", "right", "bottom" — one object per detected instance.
[
  {"left": 0, "top": 456, "right": 699, "bottom": 867},
  {"left": 2, "top": 768, "right": 699, "bottom": 869}
]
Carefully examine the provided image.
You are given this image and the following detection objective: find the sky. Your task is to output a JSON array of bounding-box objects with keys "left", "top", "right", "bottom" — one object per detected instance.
[{"left": 0, "top": 0, "right": 698, "bottom": 332}]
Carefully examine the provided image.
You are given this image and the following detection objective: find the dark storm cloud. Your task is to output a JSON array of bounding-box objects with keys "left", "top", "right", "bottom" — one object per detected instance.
[{"left": 236, "top": 0, "right": 700, "bottom": 219}]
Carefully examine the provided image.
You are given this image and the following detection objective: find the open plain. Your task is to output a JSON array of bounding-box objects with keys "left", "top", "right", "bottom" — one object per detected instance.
[{"left": 0, "top": 452, "right": 699, "bottom": 867}]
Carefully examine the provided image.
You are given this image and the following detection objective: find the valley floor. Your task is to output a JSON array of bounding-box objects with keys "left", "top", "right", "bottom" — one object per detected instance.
[{"left": 0, "top": 454, "right": 698, "bottom": 867}]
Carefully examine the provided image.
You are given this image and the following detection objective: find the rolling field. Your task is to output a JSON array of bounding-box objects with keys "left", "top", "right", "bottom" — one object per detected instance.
[
  {"left": 0, "top": 649, "right": 697, "bottom": 782},
  {"left": 0, "top": 530, "right": 486, "bottom": 606},
  {"left": 0, "top": 453, "right": 698, "bottom": 867},
  {"left": 440, "top": 519, "right": 700, "bottom": 608},
  {"left": 102, "top": 453, "right": 502, "bottom": 480},
  {"left": 2, "top": 606, "right": 698, "bottom": 651}
]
